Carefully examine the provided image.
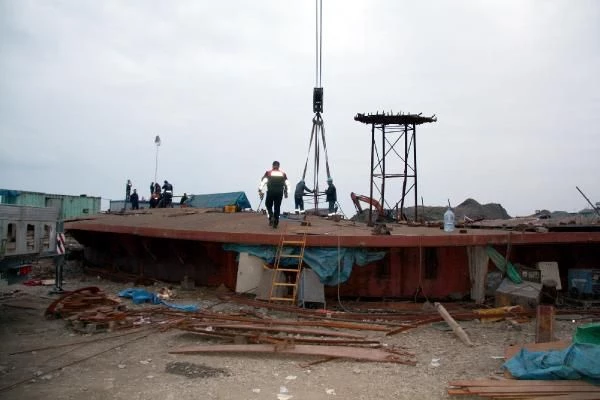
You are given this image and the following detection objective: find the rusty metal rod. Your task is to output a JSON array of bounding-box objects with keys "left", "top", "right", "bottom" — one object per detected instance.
[{"left": 576, "top": 186, "right": 600, "bottom": 217}]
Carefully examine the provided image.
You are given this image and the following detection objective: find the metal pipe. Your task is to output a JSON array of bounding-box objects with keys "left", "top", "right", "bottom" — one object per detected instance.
[
  {"left": 413, "top": 123, "right": 418, "bottom": 221},
  {"left": 576, "top": 186, "right": 600, "bottom": 217},
  {"left": 369, "top": 123, "right": 375, "bottom": 225}
]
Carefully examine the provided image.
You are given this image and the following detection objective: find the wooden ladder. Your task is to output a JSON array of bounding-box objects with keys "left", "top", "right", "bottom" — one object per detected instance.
[{"left": 269, "top": 223, "right": 307, "bottom": 304}]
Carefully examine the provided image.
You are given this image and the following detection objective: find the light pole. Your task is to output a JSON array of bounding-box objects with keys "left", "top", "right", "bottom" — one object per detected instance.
[{"left": 154, "top": 135, "right": 161, "bottom": 184}]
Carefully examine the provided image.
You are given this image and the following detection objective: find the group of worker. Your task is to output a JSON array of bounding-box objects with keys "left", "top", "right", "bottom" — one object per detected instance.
[
  {"left": 125, "top": 160, "right": 335, "bottom": 223},
  {"left": 148, "top": 180, "right": 175, "bottom": 208},
  {"left": 258, "top": 160, "right": 337, "bottom": 229}
]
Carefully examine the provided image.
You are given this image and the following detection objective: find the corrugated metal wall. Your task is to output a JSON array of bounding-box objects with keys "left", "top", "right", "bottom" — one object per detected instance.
[{"left": 0, "top": 190, "right": 101, "bottom": 220}]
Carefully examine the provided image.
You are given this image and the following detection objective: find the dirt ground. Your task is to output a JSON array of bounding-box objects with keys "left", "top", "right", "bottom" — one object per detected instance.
[{"left": 0, "top": 264, "right": 588, "bottom": 400}]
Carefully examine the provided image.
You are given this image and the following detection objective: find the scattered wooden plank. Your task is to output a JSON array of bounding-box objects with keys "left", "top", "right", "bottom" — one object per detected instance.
[
  {"left": 456, "top": 384, "right": 600, "bottom": 394},
  {"left": 529, "top": 394, "right": 600, "bottom": 400},
  {"left": 448, "top": 378, "right": 600, "bottom": 399},
  {"left": 449, "top": 379, "right": 593, "bottom": 387},
  {"left": 434, "top": 302, "right": 474, "bottom": 346},
  {"left": 170, "top": 343, "right": 416, "bottom": 364}
]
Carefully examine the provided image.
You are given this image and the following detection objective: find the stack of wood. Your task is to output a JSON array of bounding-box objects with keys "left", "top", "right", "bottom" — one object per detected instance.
[{"left": 448, "top": 378, "right": 600, "bottom": 399}]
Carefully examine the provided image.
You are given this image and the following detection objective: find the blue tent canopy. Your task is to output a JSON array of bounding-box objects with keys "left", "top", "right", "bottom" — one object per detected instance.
[{"left": 187, "top": 191, "right": 252, "bottom": 210}]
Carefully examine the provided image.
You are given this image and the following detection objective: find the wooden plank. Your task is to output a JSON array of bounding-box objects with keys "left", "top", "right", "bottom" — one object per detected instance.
[
  {"left": 529, "top": 394, "right": 600, "bottom": 400},
  {"left": 434, "top": 302, "right": 474, "bottom": 346},
  {"left": 449, "top": 379, "right": 594, "bottom": 387},
  {"left": 170, "top": 343, "right": 416, "bottom": 364},
  {"left": 466, "top": 385, "right": 600, "bottom": 394}
]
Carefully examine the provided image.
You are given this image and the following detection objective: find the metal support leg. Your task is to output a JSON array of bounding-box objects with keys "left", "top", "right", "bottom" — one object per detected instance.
[{"left": 50, "top": 254, "right": 65, "bottom": 294}]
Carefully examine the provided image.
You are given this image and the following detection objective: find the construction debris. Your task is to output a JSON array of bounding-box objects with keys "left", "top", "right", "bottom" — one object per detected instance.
[{"left": 170, "top": 343, "right": 416, "bottom": 365}]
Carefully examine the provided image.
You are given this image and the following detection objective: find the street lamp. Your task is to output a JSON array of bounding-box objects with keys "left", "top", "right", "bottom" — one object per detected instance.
[{"left": 154, "top": 135, "right": 161, "bottom": 184}]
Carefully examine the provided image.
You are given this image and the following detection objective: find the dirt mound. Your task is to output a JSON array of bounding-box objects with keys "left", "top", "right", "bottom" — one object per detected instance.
[
  {"left": 454, "top": 198, "right": 511, "bottom": 220},
  {"left": 352, "top": 198, "right": 511, "bottom": 222}
]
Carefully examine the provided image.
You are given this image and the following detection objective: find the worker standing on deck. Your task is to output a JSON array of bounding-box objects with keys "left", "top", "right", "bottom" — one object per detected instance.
[
  {"left": 161, "top": 180, "right": 173, "bottom": 208},
  {"left": 130, "top": 189, "right": 139, "bottom": 210},
  {"left": 258, "top": 161, "right": 290, "bottom": 229},
  {"left": 325, "top": 178, "right": 337, "bottom": 216},
  {"left": 294, "top": 179, "right": 313, "bottom": 214}
]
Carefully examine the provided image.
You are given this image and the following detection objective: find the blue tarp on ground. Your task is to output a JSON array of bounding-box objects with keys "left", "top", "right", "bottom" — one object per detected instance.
[
  {"left": 222, "top": 244, "right": 386, "bottom": 286},
  {"left": 118, "top": 288, "right": 199, "bottom": 312},
  {"left": 503, "top": 343, "right": 600, "bottom": 382},
  {"left": 187, "top": 191, "right": 252, "bottom": 210}
]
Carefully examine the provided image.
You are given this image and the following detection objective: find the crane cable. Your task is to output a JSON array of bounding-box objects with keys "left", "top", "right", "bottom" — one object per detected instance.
[
  {"left": 315, "top": 0, "right": 322, "bottom": 88},
  {"left": 303, "top": 0, "right": 331, "bottom": 186}
]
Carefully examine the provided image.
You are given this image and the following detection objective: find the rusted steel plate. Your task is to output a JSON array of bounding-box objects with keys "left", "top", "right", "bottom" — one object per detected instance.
[
  {"left": 66, "top": 211, "right": 600, "bottom": 248},
  {"left": 183, "top": 323, "right": 366, "bottom": 339},
  {"left": 170, "top": 344, "right": 416, "bottom": 364}
]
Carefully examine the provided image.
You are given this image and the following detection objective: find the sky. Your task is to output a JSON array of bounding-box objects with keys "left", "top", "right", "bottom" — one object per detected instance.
[{"left": 1, "top": 0, "right": 599, "bottom": 217}]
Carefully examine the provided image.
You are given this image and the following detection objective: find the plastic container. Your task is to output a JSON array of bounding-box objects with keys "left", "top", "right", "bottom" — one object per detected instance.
[{"left": 443, "top": 208, "right": 455, "bottom": 232}]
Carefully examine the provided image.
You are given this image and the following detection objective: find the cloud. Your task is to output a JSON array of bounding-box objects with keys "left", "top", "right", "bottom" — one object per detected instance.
[{"left": 1, "top": 0, "right": 599, "bottom": 216}]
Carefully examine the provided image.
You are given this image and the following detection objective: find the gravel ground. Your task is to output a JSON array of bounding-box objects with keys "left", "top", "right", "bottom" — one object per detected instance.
[{"left": 0, "top": 266, "right": 587, "bottom": 400}]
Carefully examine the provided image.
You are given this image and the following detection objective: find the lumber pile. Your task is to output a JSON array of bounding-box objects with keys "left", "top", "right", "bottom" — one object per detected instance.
[{"left": 448, "top": 378, "right": 600, "bottom": 399}]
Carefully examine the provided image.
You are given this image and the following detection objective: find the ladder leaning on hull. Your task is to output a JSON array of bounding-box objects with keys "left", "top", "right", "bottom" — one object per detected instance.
[{"left": 269, "top": 223, "right": 307, "bottom": 304}]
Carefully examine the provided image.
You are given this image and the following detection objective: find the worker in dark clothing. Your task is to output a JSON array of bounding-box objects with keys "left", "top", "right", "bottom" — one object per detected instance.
[
  {"left": 126, "top": 179, "right": 132, "bottom": 201},
  {"left": 130, "top": 189, "right": 139, "bottom": 210},
  {"left": 150, "top": 182, "right": 155, "bottom": 197},
  {"left": 161, "top": 180, "right": 173, "bottom": 208},
  {"left": 294, "top": 179, "right": 313, "bottom": 214},
  {"left": 258, "top": 161, "right": 291, "bottom": 229},
  {"left": 180, "top": 193, "right": 188, "bottom": 205},
  {"left": 325, "top": 177, "right": 337, "bottom": 216},
  {"left": 149, "top": 192, "right": 160, "bottom": 208}
]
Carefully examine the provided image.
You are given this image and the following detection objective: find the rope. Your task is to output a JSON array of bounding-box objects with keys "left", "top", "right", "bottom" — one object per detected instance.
[
  {"left": 302, "top": 122, "right": 317, "bottom": 181},
  {"left": 319, "top": 115, "right": 331, "bottom": 179}
]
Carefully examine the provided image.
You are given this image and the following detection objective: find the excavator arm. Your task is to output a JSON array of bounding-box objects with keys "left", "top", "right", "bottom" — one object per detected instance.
[{"left": 350, "top": 192, "right": 383, "bottom": 215}]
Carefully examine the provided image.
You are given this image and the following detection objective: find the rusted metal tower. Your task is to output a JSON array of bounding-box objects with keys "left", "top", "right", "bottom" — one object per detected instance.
[{"left": 354, "top": 112, "right": 437, "bottom": 224}]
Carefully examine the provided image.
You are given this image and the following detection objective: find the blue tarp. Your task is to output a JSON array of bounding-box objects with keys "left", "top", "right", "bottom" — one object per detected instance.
[
  {"left": 503, "top": 343, "right": 600, "bottom": 382},
  {"left": 187, "top": 191, "right": 252, "bottom": 210},
  {"left": 118, "top": 288, "right": 199, "bottom": 312},
  {"left": 223, "top": 244, "right": 386, "bottom": 286},
  {"left": 0, "top": 189, "right": 21, "bottom": 197}
]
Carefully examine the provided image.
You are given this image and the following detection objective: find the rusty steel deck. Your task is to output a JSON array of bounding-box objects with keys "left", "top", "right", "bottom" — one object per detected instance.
[{"left": 65, "top": 209, "right": 600, "bottom": 248}]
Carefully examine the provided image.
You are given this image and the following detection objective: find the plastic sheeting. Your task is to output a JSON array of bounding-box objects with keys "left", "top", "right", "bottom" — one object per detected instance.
[
  {"left": 118, "top": 288, "right": 199, "bottom": 312},
  {"left": 222, "top": 244, "right": 386, "bottom": 286},
  {"left": 187, "top": 192, "right": 252, "bottom": 210},
  {"left": 574, "top": 322, "right": 600, "bottom": 345},
  {"left": 503, "top": 343, "right": 600, "bottom": 382}
]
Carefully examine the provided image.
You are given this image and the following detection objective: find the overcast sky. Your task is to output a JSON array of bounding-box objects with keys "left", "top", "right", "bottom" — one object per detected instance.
[{"left": 1, "top": 0, "right": 599, "bottom": 217}]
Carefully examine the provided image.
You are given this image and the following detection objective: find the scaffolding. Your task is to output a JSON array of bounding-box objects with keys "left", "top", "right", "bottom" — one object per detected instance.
[{"left": 354, "top": 112, "right": 436, "bottom": 224}]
